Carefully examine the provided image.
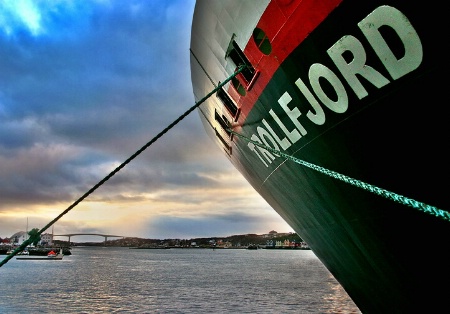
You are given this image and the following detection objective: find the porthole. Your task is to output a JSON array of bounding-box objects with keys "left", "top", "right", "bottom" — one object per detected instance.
[
  {"left": 232, "top": 77, "right": 246, "bottom": 96},
  {"left": 253, "top": 28, "right": 272, "bottom": 55}
]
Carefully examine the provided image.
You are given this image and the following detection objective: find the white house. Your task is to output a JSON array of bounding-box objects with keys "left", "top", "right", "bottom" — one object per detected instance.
[
  {"left": 40, "top": 233, "right": 53, "bottom": 246},
  {"left": 10, "top": 231, "right": 27, "bottom": 245}
]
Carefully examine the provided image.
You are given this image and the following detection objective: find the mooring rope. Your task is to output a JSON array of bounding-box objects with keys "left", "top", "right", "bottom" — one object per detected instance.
[
  {"left": 228, "top": 129, "right": 450, "bottom": 222},
  {"left": 4, "top": 61, "right": 446, "bottom": 268},
  {"left": 0, "top": 65, "right": 246, "bottom": 268}
]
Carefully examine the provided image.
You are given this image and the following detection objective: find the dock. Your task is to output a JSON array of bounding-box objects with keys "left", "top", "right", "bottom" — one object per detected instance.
[
  {"left": 16, "top": 248, "right": 64, "bottom": 260},
  {"left": 16, "top": 254, "right": 63, "bottom": 260}
]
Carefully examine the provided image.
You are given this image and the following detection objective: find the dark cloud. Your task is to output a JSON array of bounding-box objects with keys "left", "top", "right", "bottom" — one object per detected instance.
[
  {"left": 0, "top": 0, "right": 199, "bottom": 202},
  {"left": 0, "top": 0, "right": 293, "bottom": 239}
]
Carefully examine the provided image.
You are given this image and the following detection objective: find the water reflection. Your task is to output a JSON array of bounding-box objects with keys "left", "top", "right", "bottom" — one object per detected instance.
[{"left": 0, "top": 247, "right": 361, "bottom": 313}]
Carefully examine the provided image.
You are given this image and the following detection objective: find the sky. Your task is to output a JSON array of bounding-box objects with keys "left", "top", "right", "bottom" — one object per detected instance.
[{"left": 0, "top": 0, "right": 294, "bottom": 242}]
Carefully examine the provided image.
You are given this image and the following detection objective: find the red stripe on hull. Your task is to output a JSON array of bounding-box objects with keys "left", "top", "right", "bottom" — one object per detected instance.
[{"left": 231, "top": 0, "right": 343, "bottom": 120}]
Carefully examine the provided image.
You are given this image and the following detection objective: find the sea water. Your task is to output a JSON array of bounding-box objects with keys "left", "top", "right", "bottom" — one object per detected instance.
[{"left": 0, "top": 247, "right": 360, "bottom": 313}]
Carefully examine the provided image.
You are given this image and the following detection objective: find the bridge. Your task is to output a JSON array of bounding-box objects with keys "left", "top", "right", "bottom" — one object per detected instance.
[{"left": 53, "top": 233, "right": 125, "bottom": 244}]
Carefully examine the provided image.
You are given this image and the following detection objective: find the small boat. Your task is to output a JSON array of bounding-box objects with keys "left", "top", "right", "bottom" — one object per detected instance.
[
  {"left": 47, "top": 250, "right": 57, "bottom": 257},
  {"left": 16, "top": 248, "right": 64, "bottom": 260},
  {"left": 247, "top": 245, "right": 258, "bottom": 250}
]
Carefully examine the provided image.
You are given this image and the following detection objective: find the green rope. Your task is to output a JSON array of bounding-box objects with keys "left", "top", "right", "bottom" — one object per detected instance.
[
  {"left": 229, "top": 129, "right": 450, "bottom": 222},
  {"left": 0, "top": 65, "right": 247, "bottom": 269}
]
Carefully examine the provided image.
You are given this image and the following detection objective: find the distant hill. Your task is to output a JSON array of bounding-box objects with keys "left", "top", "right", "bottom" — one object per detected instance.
[{"left": 58, "top": 232, "right": 304, "bottom": 248}]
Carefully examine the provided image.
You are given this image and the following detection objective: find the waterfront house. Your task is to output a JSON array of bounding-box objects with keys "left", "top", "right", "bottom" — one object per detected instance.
[
  {"left": 40, "top": 233, "right": 53, "bottom": 246},
  {"left": 10, "top": 231, "right": 27, "bottom": 245}
]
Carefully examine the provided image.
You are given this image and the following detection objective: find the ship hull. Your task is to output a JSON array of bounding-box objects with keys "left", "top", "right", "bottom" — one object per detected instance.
[{"left": 190, "top": 1, "right": 449, "bottom": 313}]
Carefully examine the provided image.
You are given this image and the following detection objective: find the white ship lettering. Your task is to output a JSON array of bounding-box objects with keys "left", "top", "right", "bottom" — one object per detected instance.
[{"left": 248, "top": 5, "right": 423, "bottom": 167}]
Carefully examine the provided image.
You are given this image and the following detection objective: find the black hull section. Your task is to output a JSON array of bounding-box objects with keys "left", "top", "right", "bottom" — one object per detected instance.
[
  {"left": 233, "top": 8, "right": 448, "bottom": 314},
  {"left": 190, "top": 1, "right": 449, "bottom": 312}
]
